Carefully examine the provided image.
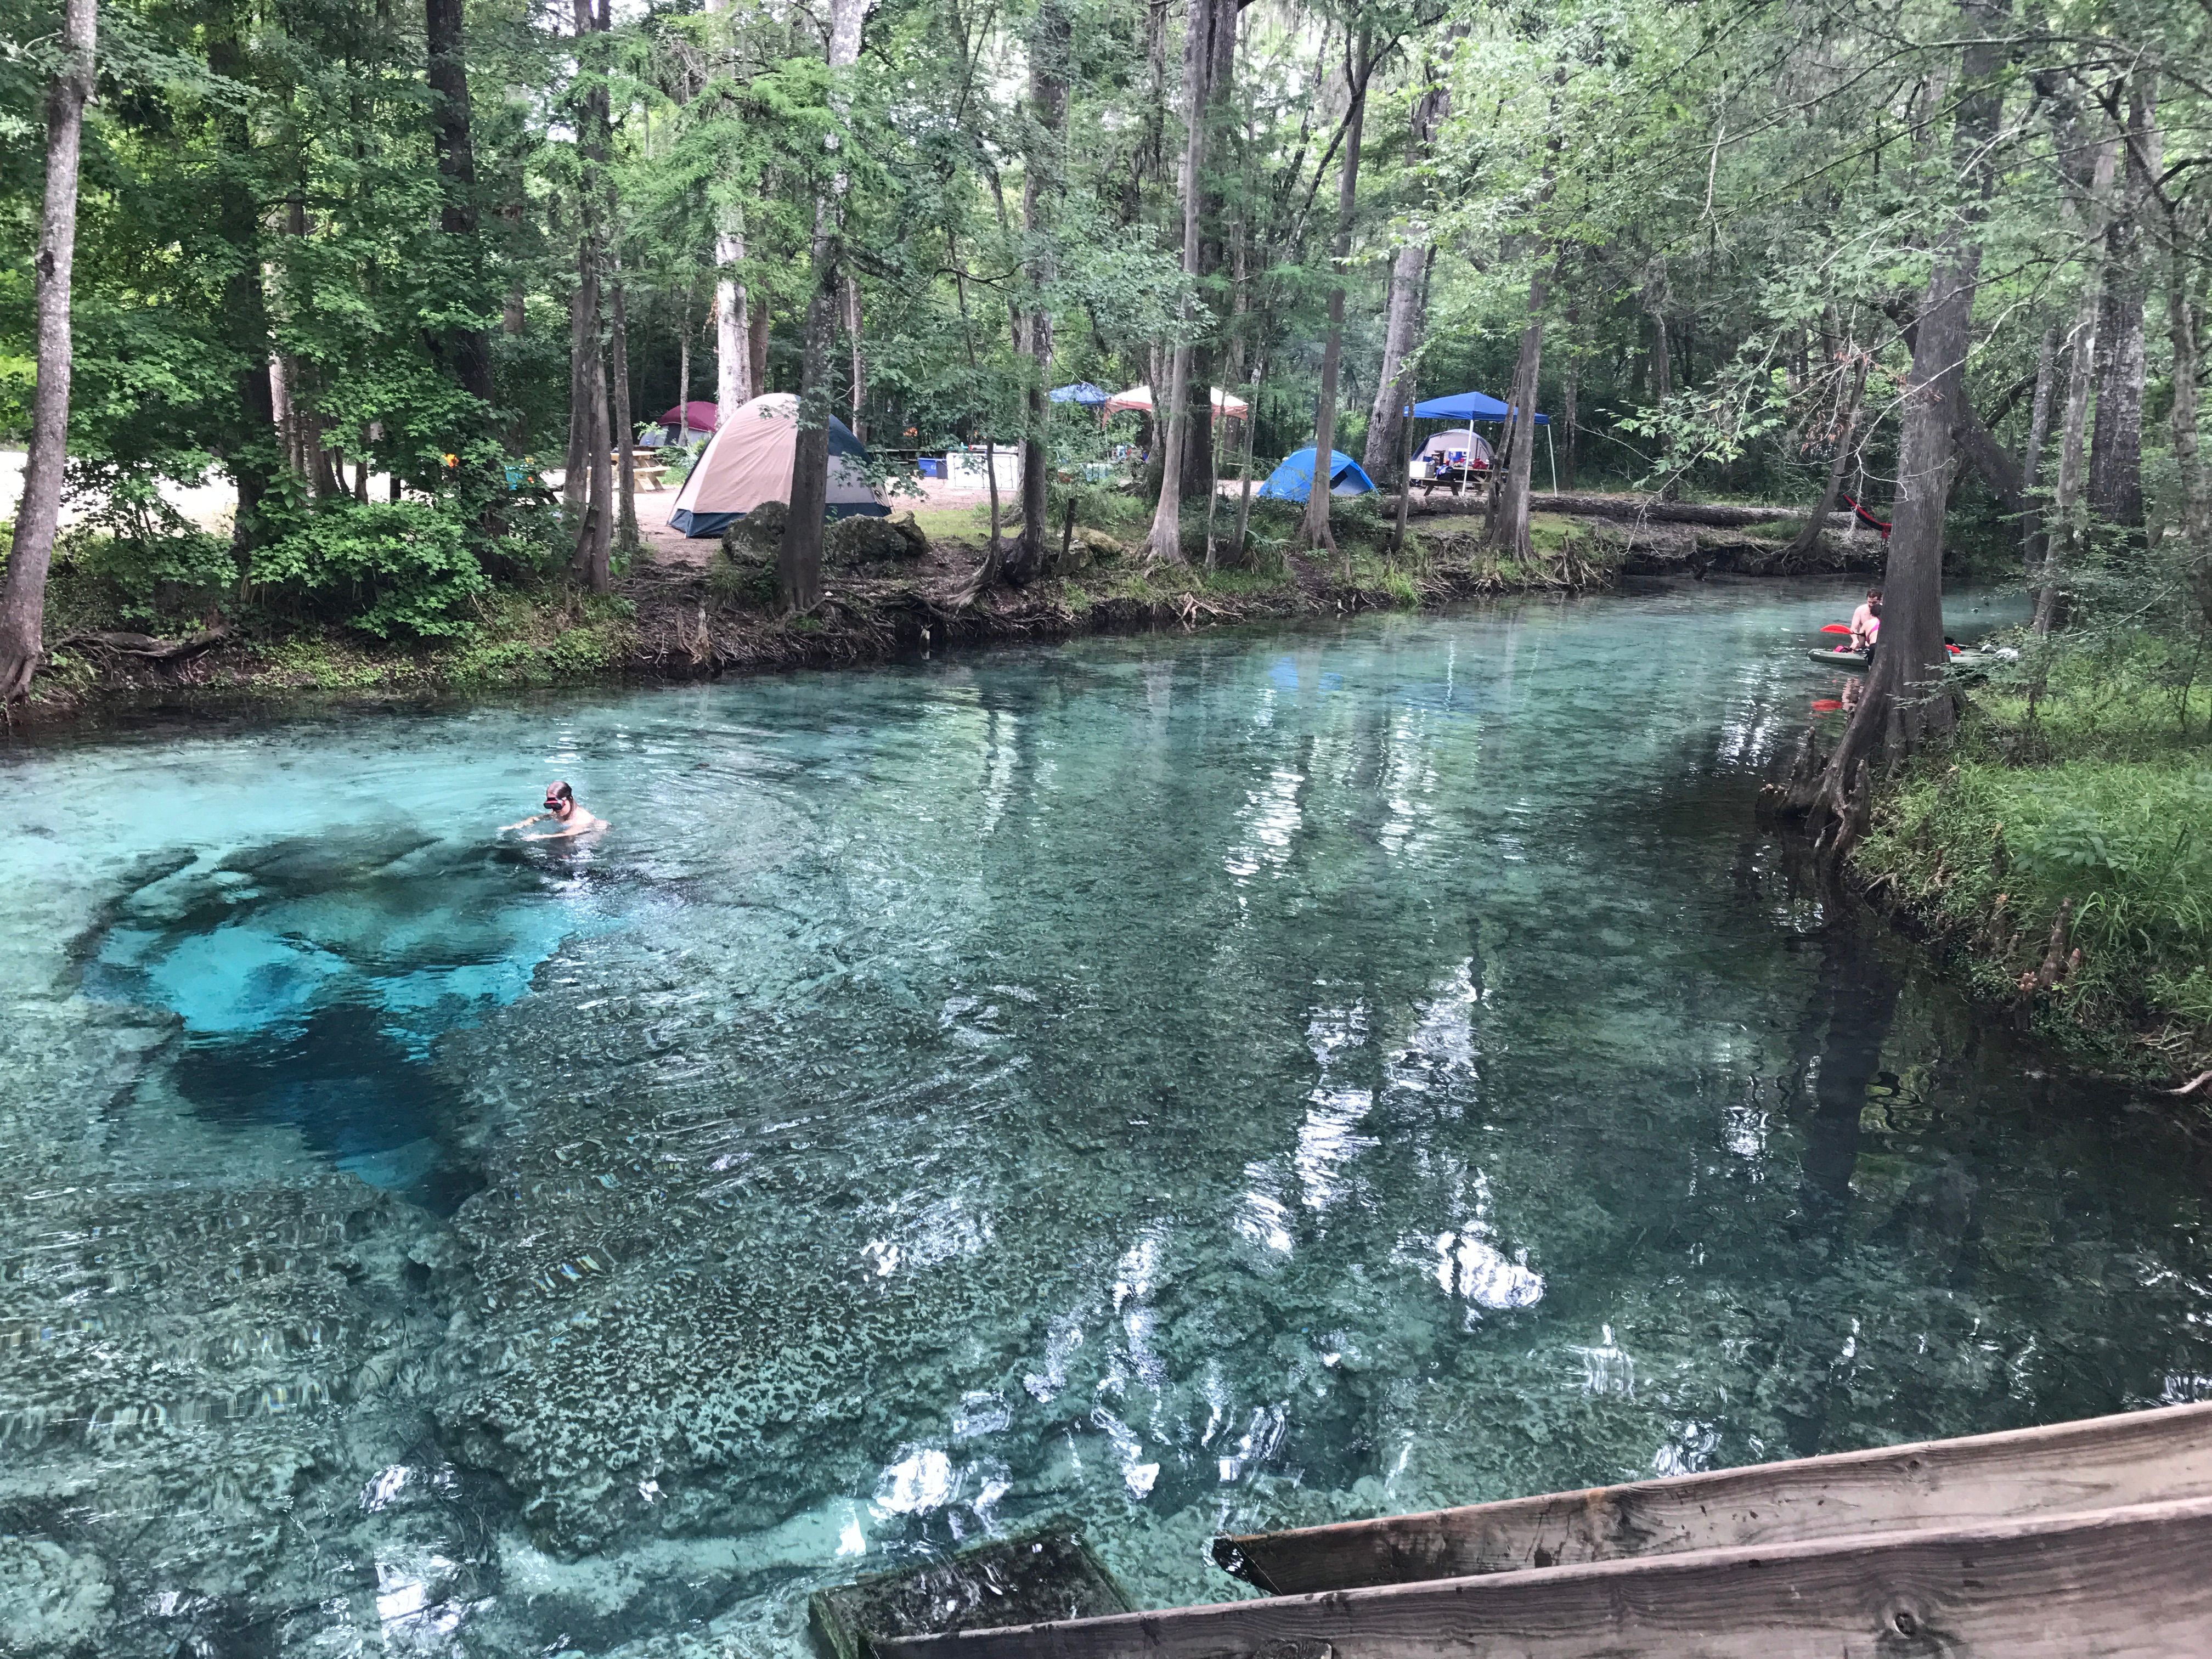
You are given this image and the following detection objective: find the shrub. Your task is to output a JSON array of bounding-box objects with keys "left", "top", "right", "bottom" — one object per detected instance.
[{"left": 252, "top": 499, "right": 490, "bottom": 639}]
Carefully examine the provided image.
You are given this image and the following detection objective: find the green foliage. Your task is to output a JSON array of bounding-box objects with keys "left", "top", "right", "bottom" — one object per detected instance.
[{"left": 252, "top": 501, "right": 490, "bottom": 639}]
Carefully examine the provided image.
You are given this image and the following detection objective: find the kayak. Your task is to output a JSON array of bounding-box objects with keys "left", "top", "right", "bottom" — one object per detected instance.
[{"left": 1806, "top": 647, "right": 2001, "bottom": 673}]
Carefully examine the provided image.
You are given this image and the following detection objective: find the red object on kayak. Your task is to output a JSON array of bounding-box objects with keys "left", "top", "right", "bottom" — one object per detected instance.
[
  {"left": 1821, "top": 623, "right": 1853, "bottom": 634},
  {"left": 1810, "top": 698, "right": 1843, "bottom": 712}
]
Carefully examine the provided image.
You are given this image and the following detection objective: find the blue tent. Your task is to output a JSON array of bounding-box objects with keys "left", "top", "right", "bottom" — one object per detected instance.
[
  {"left": 1257, "top": 448, "right": 1375, "bottom": 502},
  {"left": 1411, "top": 388, "right": 1549, "bottom": 425},
  {"left": 1048, "top": 382, "right": 1111, "bottom": 406}
]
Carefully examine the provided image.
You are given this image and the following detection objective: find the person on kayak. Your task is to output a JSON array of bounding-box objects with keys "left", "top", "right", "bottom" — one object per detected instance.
[
  {"left": 501, "top": 781, "right": 607, "bottom": 840},
  {"left": 1849, "top": 588, "right": 1882, "bottom": 651}
]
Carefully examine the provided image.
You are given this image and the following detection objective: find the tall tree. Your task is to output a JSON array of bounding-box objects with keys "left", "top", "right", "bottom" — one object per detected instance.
[
  {"left": 1144, "top": 0, "right": 1226, "bottom": 562},
  {"left": 2086, "top": 75, "right": 2152, "bottom": 537},
  {"left": 1176, "top": 0, "right": 1239, "bottom": 503},
  {"left": 776, "top": 0, "right": 866, "bottom": 613},
  {"left": 1363, "top": 46, "right": 1450, "bottom": 483},
  {"left": 1297, "top": 35, "right": 1373, "bottom": 556},
  {"left": 424, "top": 0, "right": 496, "bottom": 410},
  {"left": 206, "top": 0, "right": 279, "bottom": 564},
  {"left": 705, "top": 0, "right": 753, "bottom": 422},
  {"left": 1010, "top": 0, "right": 1072, "bottom": 584},
  {"left": 0, "top": 0, "right": 98, "bottom": 701},
  {"left": 568, "top": 0, "right": 615, "bottom": 590},
  {"left": 1802, "top": 0, "right": 2010, "bottom": 849}
]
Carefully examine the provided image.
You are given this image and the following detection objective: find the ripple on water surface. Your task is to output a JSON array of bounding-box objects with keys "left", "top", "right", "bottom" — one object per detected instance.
[{"left": 2, "top": 580, "right": 2207, "bottom": 1658}]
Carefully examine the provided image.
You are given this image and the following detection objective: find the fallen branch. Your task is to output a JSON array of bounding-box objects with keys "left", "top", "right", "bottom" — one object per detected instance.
[
  {"left": 2172, "top": 1070, "right": 2212, "bottom": 1097},
  {"left": 1379, "top": 491, "right": 1863, "bottom": 531}
]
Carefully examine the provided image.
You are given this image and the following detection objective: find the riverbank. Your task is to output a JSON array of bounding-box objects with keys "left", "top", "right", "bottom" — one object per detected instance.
[
  {"left": 12, "top": 492, "right": 1892, "bottom": 723},
  {"left": 1846, "top": 672, "right": 2212, "bottom": 1094}
]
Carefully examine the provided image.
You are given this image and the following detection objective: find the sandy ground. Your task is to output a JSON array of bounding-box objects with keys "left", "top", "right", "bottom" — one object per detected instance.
[{"left": 0, "top": 449, "right": 1007, "bottom": 550}]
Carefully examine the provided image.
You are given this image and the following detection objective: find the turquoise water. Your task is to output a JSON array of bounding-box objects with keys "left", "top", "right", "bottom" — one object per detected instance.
[{"left": 5, "top": 579, "right": 2208, "bottom": 1657}]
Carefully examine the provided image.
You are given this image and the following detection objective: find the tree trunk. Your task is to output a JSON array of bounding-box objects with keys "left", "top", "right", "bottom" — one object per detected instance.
[
  {"left": 749, "top": 296, "right": 771, "bottom": 398},
  {"left": 2019, "top": 322, "right": 2057, "bottom": 577},
  {"left": 425, "top": 0, "right": 496, "bottom": 407},
  {"left": 568, "top": 0, "right": 613, "bottom": 585},
  {"left": 573, "top": 345, "right": 613, "bottom": 590},
  {"left": 1559, "top": 341, "right": 1579, "bottom": 489},
  {"left": 1643, "top": 262, "right": 1673, "bottom": 408},
  {"left": 1143, "top": 0, "right": 1221, "bottom": 562},
  {"left": 1363, "top": 241, "right": 1427, "bottom": 486},
  {"left": 2138, "top": 95, "right": 2210, "bottom": 621},
  {"left": 776, "top": 0, "right": 866, "bottom": 613},
  {"left": 565, "top": 219, "right": 597, "bottom": 523},
  {"left": 2087, "top": 77, "right": 2152, "bottom": 539},
  {"left": 0, "top": 0, "right": 96, "bottom": 702},
  {"left": 1176, "top": 0, "right": 1238, "bottom": 503},
  {"left": 844, "top": 274, "right": 865, "bottom": 439},
  {"left": 611, "top": 267, "right": 638, "bottom": 552},
  {"left": 704, "top": 0, "right": 752, "bottom": 421},
  {"left": 2039, "top": 134, "right": 2117, "bottom": 634},
  {"left": 1803, "top": 0, "right": 2004, "bottom": 848},
  {"left": 1391, "top": 276, "right": 1424, "bottom": 555},
  {"left": 714, "top": 222, "right": 753, "bottom": 417},
  {"left": 1011, "top": 0, "right": 1071, "bottom": 584},
  {"left": 207, "top": 5, "right": 279, "bottom": 561},
  {"left": 677, "top": 285, "right": 693, "bottom": 442},
  {"left": 1485, "top": 266, "right": 1548, "bottom": 560},
  {"left": 1783, "top": 348, "right": 1867, "bottom": 565},
  {"left": 1362, "top": 59, "right": 1448, "bottom": 482},
  {"left": 1299, "top": 37, "right": 1370, "bottom": 557},
  {"left": 1232, "top": 354, "right": 1264, "bottom": 566}
]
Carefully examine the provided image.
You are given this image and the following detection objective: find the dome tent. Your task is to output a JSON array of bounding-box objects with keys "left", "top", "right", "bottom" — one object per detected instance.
[
  {"left": 1255, "top": 447, "right": 1375, "bottom": 503},
  {"left": 668, "top": 394, "right": 888, "bottom": 538}
]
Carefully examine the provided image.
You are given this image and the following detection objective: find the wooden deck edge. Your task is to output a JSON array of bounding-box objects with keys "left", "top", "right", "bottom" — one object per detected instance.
[
  {"left": 874, "top": 1493, "right": 2212, "bottom": 1659},
  {"left": 1216, "top": 1397, "right": 2212, "bottom": 1593}
]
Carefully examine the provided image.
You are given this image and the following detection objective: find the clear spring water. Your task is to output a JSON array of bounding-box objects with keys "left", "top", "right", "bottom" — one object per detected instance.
[{"left": 5, "top": 578, "right": 2210, "bottom": 1658}]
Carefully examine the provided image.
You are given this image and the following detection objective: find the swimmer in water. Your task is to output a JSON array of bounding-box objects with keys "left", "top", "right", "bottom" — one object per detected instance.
[{"left": 501, "top": 780, "right": 607, "bottom": 840}]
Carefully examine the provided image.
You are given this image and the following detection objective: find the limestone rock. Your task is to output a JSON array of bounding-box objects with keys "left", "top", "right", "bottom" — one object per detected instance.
[
  {"left": 826, "top": 512, "right": 929, "bottom": 567},
  {"left": 0, "top": 1535, "right": 115, "bottom": 1657}
]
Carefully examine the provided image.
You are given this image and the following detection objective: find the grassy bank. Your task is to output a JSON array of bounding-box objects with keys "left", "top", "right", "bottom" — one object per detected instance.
[
  {"left": 1850, "top": 658, "right": 2212, "bottom": 1090},
  {"left": 12, "top": 494, "right": 1624, "bottom": 715}
]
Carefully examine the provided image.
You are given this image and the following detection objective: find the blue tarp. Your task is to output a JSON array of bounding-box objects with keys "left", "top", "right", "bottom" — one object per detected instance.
[
  {"left": 1256, "top": 448, "right": 1375, "bottom": 502},
  {"left": 1411, "top": 388, "right": 1550, "bottom": 425},
  {"left": 1048, "top": 382, "right": 1112, "bottom": 406}
]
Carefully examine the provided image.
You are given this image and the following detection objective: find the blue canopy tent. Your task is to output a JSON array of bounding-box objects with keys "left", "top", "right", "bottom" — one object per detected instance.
[
  {"left": 1407, "top": 389, "right": 1556, "bottom": 491},
  {"left": 1048, "top": 382, "right": 1111, "bottom": 406},
  {"left": 1410, "top": 389, "right": 1548, "bottom": 424},
  {"left": 1257, "top": 447, "right": 1375, "bottom": 503}
]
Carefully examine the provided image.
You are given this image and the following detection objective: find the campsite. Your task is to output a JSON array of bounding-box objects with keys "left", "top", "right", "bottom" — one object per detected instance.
[{"left": 4, "top": 0, "right": 2212, "bottom": 1656}]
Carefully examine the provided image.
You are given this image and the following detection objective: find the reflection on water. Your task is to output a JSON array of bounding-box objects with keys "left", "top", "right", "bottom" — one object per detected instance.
[{"left": 3, "top": 578, "right": 2208, "bottom": 1658}]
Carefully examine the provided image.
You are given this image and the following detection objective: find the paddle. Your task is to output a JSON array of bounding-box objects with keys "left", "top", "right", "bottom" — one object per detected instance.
[{"left": 1820, "top": 623, "right": 1853, "bottom": 634}]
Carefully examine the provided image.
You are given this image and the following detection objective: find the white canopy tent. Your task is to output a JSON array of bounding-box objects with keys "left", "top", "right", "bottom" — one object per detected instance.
[{"left": 1101, "top": 385, "right": 1250, "bottom": 420}]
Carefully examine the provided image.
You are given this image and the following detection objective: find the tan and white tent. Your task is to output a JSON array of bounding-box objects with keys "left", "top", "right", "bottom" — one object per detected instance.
[{"left": 668, "top": 393, "right": 888, "bottom": 537}]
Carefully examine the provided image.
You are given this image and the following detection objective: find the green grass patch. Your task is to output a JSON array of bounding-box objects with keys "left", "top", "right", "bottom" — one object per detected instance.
[{"left": 1854, "top": 666, "right": 2212, "bottom": 1080}]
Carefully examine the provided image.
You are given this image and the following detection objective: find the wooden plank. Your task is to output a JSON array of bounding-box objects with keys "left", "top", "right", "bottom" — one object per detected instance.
[
  {"left": 874, "top": 1494, "right": 2212, "bottom": 1659},
  {"left": 1218, "top": 1398, "right": 2212, "bottom": 1594}
]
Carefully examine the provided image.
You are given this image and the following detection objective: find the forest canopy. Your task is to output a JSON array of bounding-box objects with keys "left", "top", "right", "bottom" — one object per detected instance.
[{"left": 0, "top": 0, "right": 2206, "bottom": 690}]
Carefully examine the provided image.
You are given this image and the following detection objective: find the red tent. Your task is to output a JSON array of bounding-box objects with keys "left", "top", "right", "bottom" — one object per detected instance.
[{"left": 657, "top": 400, "right": 719, "bottom": 434}]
